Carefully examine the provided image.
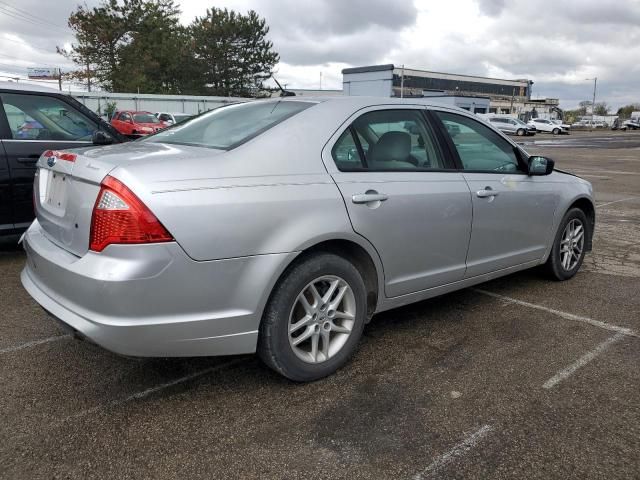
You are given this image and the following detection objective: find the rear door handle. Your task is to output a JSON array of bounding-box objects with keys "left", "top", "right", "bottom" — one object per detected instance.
[
  {"left": 476, "top": 188, "right": 499, "bottom": 198},
  {"left": 352, "top": 192, "right": 389, "bottom": 204}
]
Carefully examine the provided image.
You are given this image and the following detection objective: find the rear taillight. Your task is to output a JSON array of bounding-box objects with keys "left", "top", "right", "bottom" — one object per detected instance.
[{"left": 89, "top": 176, "right": 173, "bottom": 252}]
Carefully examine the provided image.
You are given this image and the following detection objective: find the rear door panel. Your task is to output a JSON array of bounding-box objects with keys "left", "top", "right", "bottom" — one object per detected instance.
[{"left": 0, "top": 140, "right": 13, "bottom": 232}]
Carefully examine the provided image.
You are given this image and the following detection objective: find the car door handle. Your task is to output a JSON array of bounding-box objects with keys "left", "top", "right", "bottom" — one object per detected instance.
[
  {"left": 352, "top": 192, "right": 389, "bottom": 204},
  {"left": 476, "top": 188, "right": 499, "bottom": 198},
  {"left": 17, "top": 155, "right": 40, "bottom": 164}
]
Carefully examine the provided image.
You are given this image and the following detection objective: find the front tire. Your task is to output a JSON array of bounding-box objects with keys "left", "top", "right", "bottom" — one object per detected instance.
[
  {"left": 545, "top": 208, "right": 589, "bottom": 281},
  {"left": 552, "top": 128, "right": 561, "bottom": 135},
  {"left": 516, "top": 128, "right": 525, "bottom": 136},
  {"left": 258, "top": 253, "right": 367, "bottom": 382}
]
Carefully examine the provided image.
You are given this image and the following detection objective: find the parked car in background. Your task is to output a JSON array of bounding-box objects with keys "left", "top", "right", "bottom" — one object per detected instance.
[
  {"left": 155, "top": 112, "right": 193, "bottom": 125},
  {"left": 110, "top": 111, "right": 166, "bottom": 137},
  {"left": 550, "top": 119, "right": 571, "bottom": 131},
  {"left": 528, "top": 118, "right": 570, "bottom": 134},
  {"left": 21, "top": 97, "right": 595, "bottom": 381},
  {"left": 486, "top": 116, "right": 536, "bottom": 136},
  {"left": 0, "top": 81, "right": 125, "bottom": 236},
  {"left": 623, "top": 119, "right": 640, "bottom": 130}
]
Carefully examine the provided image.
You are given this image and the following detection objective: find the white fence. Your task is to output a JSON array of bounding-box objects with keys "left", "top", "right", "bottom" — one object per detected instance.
[{"left": 71, "top": 91, "right": 249, "bottom": 117}]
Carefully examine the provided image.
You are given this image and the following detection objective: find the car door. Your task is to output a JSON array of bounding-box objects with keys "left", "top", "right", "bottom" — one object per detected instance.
[
  {"left": 324, "top": 107, "right": 473, "bottom": 297},
  {"left": 0, "top": 131, "right": 12, "bottom": 233},
  {"left": 432, "top": 110, "right": 560, "bottom": 278},
  {"left": 0, "top": 91, "right": 99, "bottom": 229}
]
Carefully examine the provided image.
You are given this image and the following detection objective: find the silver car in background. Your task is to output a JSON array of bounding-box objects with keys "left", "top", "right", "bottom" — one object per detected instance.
[
  {"left": 486, "top": 116, "right": 536, "bottom": 136},
  {"left": 21, "top": 97, "right": 595, "bottom": 381}
]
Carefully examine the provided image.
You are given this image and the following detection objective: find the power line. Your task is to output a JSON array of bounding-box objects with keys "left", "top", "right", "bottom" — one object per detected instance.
[
  {"left": 0, "top": 1, "right": 67, "bottom": 29},
  {"left": 0, "top": 35, "right": 58, "bottom": 55},
  {"left": 0, "top": 5, "right": 69, "bottom": 34}
]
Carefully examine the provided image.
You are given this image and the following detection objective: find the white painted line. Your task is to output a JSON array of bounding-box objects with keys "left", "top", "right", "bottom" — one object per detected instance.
[
  {"left": 59, "top": 358, "right": 245, "bottom": 424},
  {"left": 413, "top": 425, "right": 493, "bottom": 479},
  {"left": 543, "top": 333, "right": 625, "bottom": 389},
  {"left": 0, "top": 334, "right": 71, "bottom": 354},
  {"left": 472, "top": 289, "right": 638, "bottom": 338},
  {"left": 596, "top": 197, "right": 637, "bottom": 208}
]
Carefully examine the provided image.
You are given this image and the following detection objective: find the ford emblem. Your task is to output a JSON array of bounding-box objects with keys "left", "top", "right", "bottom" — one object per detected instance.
[{"left": 47, "top": 156, "right": 56, "bottom": 168}]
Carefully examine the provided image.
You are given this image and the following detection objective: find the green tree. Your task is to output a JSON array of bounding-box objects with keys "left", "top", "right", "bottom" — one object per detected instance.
[
  {"left": 190, "top": 8, "right": 279, "bottom": 97},
  {"left": 617, "top": 103, "right": 640, "bottom": 119},
  {"left": 593, "top": 102, "right": 609, "bottom": 116},
  {"left": 59, "top": 0, "right": 195, "bottom": 93}
]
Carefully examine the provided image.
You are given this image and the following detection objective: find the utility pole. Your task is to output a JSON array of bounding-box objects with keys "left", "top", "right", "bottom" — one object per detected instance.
[
  {"left": 319, "top": 71, "right": 322, "bottom": 90},
  {"left": 585, "top": 77, "right": 597, "bottom": 131},
  {"left": 57, "top": 68, "right": 62, "bottom": 91},
  {"left": 400, "top": 64, "right": 405, "bottom": 98},
  {"left": 510, "top": 88, "right": 515, "bottom": 114}
]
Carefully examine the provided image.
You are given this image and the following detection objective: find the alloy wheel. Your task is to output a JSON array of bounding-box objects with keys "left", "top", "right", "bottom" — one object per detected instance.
[
  {"left": 288, "top": 275, "right": 356, "bottom": 364},
  {"left": 560, "top": 219, "right": 584, "bottom": 271}
]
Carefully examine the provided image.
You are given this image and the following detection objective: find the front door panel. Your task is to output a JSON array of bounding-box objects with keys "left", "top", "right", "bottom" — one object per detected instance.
[{"left": 463, "top": 173, "right": 559, "bottom": 277}]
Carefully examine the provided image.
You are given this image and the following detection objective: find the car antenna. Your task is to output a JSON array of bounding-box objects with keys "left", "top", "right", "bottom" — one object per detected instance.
[{"left": 272, "top": 75, "right": 296, "bottom": 97}]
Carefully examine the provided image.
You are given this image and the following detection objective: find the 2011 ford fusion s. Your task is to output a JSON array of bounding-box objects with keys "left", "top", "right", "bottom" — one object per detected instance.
[{"left": 21, "top": 97, "right": 595, "bottom": 382}]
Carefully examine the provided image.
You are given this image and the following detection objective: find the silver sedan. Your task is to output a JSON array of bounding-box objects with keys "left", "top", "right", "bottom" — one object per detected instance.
[{"left": 21, "top": 97, "right": 595, "bottom": 381}]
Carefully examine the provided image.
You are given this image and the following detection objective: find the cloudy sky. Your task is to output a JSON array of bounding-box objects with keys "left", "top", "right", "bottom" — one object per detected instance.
[{"left": 1, "top": 0, "right": 639, "bottom": 109}]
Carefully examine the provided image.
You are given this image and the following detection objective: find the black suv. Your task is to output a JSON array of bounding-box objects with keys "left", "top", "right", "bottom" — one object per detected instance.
[{"left": 0, "top": 82, "right": 125, "bottom": 236}]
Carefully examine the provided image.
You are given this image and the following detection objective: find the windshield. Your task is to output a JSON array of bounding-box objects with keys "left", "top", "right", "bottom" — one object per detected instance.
[
  {"left": 133, "top": 113, "right": 160, "bottom": 124},
  {"left": 145, "top": 100, "right": 314, "bottom": 150},
  {"left": 514, "top": 119, "right": 529, "bottom": 126}
]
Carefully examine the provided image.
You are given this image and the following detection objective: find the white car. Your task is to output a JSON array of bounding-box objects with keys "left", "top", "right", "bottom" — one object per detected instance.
[
  {"left": 155, "top": 112, "right": 193, "bottom": 125},
  {"left": 551, "top": 119, "right": 571, "bottom": 131},
  {"left": 528, "top": 118, "right": 570, "bottom": 134}
]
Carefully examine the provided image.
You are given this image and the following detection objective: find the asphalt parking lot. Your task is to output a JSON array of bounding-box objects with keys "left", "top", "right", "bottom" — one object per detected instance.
[{"left": 1, "top": 130, "right": 639, "bottom": 479}]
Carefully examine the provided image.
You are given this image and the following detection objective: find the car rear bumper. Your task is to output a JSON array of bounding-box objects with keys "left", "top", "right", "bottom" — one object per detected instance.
[{"left": 21, "top": 220, "right": 296, "bottom": 357}]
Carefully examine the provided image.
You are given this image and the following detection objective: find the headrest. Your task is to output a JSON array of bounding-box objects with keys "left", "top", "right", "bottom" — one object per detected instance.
[{"left": 370, "top": 131, "right": 411, "bottom": 163}]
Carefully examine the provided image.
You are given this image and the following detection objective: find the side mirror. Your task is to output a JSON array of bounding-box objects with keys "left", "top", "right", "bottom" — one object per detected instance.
[
  {"left": 92, "top": 130, "right": 114, "bottom": 146},
  {"left": 528, "top": 156, "right": 554, "bottom": 176}
]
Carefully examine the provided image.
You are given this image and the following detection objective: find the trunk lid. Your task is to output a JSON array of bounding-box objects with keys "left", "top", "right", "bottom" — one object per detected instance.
[{"left": 34, "top": 142, "right": 215, "bottom": 257}]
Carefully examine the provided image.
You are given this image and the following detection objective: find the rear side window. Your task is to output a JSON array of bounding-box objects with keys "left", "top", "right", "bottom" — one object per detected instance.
[
  {"left": 146, "top": 100, "right": 313, "bottom": 150},
  {"left": 1, "top": 93, "right": 98, "bottom": 141},
  {"left": 332, "top": 109, "right": 446, "bottom": 171}
]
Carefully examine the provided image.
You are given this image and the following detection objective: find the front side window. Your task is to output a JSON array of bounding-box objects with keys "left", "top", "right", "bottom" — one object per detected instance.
[
  {"left": 435, "top": 111, "right": 523, "bottom": 173},
  {"left": 146, "top": 100, "right": 313, "bottom": 150},
  {"left": 1, "top": 93, "right": 98, "bottom": 141},
  {"left": 332, "top": 109, "right": 445, "bottom": 171}
]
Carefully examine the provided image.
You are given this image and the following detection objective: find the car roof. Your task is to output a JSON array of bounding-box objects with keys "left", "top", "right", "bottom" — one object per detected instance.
[{"left": 0, "top": 80, "right": 62, "bottom": 93}]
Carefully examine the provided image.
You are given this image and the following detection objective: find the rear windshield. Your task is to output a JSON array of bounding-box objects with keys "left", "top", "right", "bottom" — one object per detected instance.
[
  {"left": 133, "top": 113, "right": 160, "bottom": 123},
  {"left": 145, "top": 100, "right": 314, "bottom": 150}
]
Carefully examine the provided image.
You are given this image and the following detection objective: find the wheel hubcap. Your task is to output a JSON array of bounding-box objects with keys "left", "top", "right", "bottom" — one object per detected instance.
[
  {"left": 288, "top": 275, "right": 356, "bottom": 364},
  {"left": 560, "top": 219, "right": 585, "bottom": 271}
]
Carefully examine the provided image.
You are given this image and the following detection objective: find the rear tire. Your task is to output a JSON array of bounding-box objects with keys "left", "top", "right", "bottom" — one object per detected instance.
[
  {"left": 258, "top": 253, "right": 367, "bottom": 382},
  {"left": 545, "top": 208, "right": 589, "bottom": 281}
]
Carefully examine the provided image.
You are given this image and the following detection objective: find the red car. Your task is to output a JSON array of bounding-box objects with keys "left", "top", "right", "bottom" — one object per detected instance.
[{"left": 110, "top": 111, "right": 167, "bottom": 137}]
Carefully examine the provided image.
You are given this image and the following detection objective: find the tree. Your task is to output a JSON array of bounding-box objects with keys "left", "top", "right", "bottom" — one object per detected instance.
[
  {"left": 190, "top": 8, "right": 279, "bottom": 97},
  {"left": 59, "top": 1, "right": 279, "bottom": 97},
  {"left": 617, "top": 103, "right": 640, "bottom": 119},
  {"left": 593, "top": 102, "right": 609, "bottom": 116}
]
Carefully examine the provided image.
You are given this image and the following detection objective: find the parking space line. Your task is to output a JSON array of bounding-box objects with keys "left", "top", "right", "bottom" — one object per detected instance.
[
  {"left": 412, "top": 425, "right": 493, "bottom": 479},
  {"left": 58, "top": 358, "right": 246, "bottom": 424},
  {"left": 0, "top": 334, "right": 71, "bottom": 354},
  {"left": 472, "top": 289, "right": 638, "bottom": 338},
  {"left": 543, "top": 333, "right": 625, "bottom": 389},
  {"left": 596, "top": 197, "right": 637, "bottom": 208}
]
